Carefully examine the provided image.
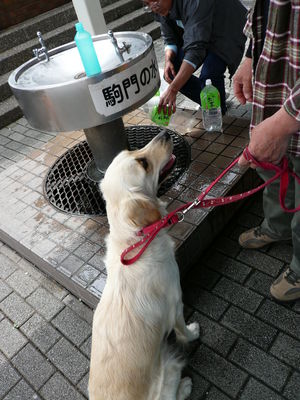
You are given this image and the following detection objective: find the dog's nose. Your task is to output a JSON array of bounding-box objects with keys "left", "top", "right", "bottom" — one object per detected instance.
[{"left": 156, "top": 130, "right": 171, "bottom": 142}]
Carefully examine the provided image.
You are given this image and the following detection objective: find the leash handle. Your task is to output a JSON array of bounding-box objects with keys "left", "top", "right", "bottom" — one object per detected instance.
[
  {"left": 243, "top": 147, "right": 282, "bottom": 171},
  {"left": 244, "top": 147, "right": 300, "bottom": 213}
]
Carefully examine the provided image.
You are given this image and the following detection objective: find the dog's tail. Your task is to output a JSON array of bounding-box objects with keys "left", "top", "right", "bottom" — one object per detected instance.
[{"left": 149, "top": 340, "right": 185, "bottom": 400}]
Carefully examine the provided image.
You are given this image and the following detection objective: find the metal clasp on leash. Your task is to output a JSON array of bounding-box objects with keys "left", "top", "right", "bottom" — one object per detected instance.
[
  {"left": 176, "top": 211, "right": 185, "bottom": 222},
  {"left": 183, "top": 198, "right": 202, "bottom": 215}
]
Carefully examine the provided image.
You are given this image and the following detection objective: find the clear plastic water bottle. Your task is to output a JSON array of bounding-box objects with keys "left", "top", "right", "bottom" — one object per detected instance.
[
  {"left": 74, "top": 22, "right": 101, "bottom": 77},
  {"left": 200, "top": 79, "right": 222, "bottom": 132}
]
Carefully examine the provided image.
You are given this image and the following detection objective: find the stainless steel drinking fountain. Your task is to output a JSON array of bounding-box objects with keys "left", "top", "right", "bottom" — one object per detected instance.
[
  {"left": 8, "top": 31, "right": 190, "bottom": 216},
  {"left": 9, "top": 30, "right": 160, "bottom": 182}
]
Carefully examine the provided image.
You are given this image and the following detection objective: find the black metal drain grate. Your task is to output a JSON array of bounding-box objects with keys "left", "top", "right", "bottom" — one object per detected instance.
[{"left": 44, "top": 126, "right": 191, "bottom": 216}]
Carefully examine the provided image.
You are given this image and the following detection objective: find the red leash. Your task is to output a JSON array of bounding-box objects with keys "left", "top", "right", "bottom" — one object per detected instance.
[{"left": 121, "top": 147, "right": 300, "bottom": 266}]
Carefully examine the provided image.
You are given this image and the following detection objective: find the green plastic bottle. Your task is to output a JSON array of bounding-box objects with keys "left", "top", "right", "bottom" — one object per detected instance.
[
  {"left": 151, "top": 105, "right": 172, "bottom": 126},
  {"left": 149, "top": 91, "right": 172, "bottom": 126},
  {"left": 200, "top": 79, "right": 222, "bottom": 132}
]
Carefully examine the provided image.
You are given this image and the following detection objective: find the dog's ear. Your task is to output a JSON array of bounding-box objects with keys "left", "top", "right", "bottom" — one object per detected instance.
[{"left": 125, "top": 198, "right": 161, "bottom": 228}]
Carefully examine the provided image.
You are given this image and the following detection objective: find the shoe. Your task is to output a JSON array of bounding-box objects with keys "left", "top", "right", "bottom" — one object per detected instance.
[
  {"left": 238, "top": 226, "right": 285, "bottom": 249},
  {"left": 270, "top": 268, "right": 300, "bottom": 301}
]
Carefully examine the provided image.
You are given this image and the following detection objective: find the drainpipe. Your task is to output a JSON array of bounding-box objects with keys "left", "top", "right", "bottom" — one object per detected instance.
[{"left": 72, "top": 0, "right": 107, "bottom": 35}]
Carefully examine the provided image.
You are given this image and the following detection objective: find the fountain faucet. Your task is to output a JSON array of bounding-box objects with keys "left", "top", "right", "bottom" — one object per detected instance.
[
  {"left": 33, "top": 31, "right": 50, "bottom": 62},
  {"left": 108, "top": 30, "right": 131, "bottom": 63}
]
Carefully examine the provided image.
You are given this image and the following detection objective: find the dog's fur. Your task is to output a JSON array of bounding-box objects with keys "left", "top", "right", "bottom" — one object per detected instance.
[{"left": 89, "top": 131, "right": 199, "bottom": 400}]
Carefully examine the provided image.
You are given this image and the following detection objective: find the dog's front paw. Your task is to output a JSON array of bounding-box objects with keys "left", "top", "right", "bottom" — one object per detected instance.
[
  {"left": 177, "top": 377, "right": 192, "bottom": 400},
  {"left": 187, "top": 322, "right": 200, "bottom": 341}
]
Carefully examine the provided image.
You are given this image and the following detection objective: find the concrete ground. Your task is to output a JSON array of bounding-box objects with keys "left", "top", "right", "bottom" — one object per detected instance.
[{"left": 0, "top": 192, "right": 299, "bottom": 400}]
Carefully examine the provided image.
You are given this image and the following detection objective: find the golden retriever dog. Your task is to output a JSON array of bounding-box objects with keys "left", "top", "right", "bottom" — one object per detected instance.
[{"left": 89, "top": 130, "right": 199, "bottom": 400}]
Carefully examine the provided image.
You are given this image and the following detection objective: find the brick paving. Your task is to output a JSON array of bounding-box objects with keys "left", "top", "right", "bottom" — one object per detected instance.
[{"left": 0, "top": 192, "right": 299, "bottom": 399}]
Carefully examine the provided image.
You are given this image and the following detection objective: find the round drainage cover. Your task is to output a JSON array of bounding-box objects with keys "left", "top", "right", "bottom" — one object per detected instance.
[{"left": 44, "top": 126, "right": 191, "bottom": 216}]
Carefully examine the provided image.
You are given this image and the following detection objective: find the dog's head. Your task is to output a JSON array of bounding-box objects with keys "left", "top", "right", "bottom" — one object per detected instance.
[{"left": 101, "top": 130, "right": 175, "bottom": 232}]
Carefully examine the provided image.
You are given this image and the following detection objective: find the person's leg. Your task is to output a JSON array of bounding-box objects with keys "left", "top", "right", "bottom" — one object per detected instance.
[
  {"left": 239, "top": 165, "right": 294, "bottom": 248},
  {"left": 259, "top": 166, "right": 294, "bottom": 238},
  {"left": 270, "top": 155, "right": 300, "bottom": 301},
  {"left": 171, "top": 50, "right": 227, "bottom": 114}
]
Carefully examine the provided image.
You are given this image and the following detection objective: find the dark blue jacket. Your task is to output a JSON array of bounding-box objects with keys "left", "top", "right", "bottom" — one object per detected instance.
[{"left": 156, "top": 0, "right": 247, "bottom": 76}]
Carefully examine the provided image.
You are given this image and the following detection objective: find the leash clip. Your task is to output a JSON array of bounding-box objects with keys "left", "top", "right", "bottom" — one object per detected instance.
[
  {"left": 182, "top": 197, "right": 202, "bottom": 215},
  {"left": 176, "top": 211, "right": 184, "bottom": 222}
]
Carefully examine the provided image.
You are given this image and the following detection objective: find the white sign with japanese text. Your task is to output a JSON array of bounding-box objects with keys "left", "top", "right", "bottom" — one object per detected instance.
[{"left": 88, "top": 49, "right": 159, "bottom": 117}]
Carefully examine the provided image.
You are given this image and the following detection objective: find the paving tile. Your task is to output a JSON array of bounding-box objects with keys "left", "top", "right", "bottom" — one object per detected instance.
[
  {"left": 196, "top": 151, "right": 217, "bottom": 165},
  {"left": 61, "top": 232, "right": 87, "bottom": 253},
  {"left": 270, "top": 332, "right": 300, "bottom": 370},
  {"left": 292, "top": 300, "right": 300, "bottom": 314},
  {"left": 47, "top": 338, "right": 89, "bottom": 384},
  {"left": 74, "top": 240, "right": 101, "bottom": 263},
  {"left": 213, "top": 235, "right": 241, "bottom": 258},
  {"left": 6, "top": 269, "right": 39, "bottom": 298},
  {"left": 0, "top": 279, "right": 13, "bottom": 301},
  {"left": 0, "top": 292, "right": 34, "bottom": 326},
  {"left": 203, "top": 386, "right": 232, "bottom": 400},
  {"left": 63, "top": 294, "right": 94, "bottom": 324},
  {"left": 3, "top": 379, "right": 40, "bottom": 400},
  {"left": 20, "top": 313, "right": 61, "bottom": 352},
  {"left": 189, "top": 311, "right": 237, "bottom": 357},
  {"left": 0, "top": 319, "right": 27, "bottom": 357},
  {"left": 40, "top": 372, "right": 86, "bottom": 400},
  {"left": 256, "top": 299, "right": 300, "bottom": 339},
  {"left": 189, "top": 344, "right": 247, "bottom": 397},
  {"left": 213, "top": 277, "right": 263, "bottom": 313},
  {"left": 183, "top": 288, "right": 229, "bottom": 320},
  {"left": 77, "top": 373, "right": 89, "bottom": 399},
  {"left": 203, "top": 252, "right": 251, "bottom": 283},
  {"left": 239, "top": 378, "right": 283, "bottom": 400},
  {"left": 40, "top": 277, "right": 68, "bottom": 301},
  {"left": 17, "top": 259, "right": 44, "bottom": 282},
  {"left": 184, "top": 369, "right": 210, "bottom": 400},
  {"left": 80, "top": 336, "right": 92, "bottom": 359},
  {"left": 267, "top": 242, "right": 293, "bottom": 264},
  {"left": 0, "top": 254, "right": 18, "bottom": 279},
  {"left": 31, "top": 237, "right": 57, "bottom": 258},
  {"left": 0, "top": 352, "right": 20, "bottom": 398},
  {"left": 52, "top": 307, "right": 91, "bottom": 346},
  {"left": 89, "top": 225, "right": 109, "bottom": 247},
  {"left": 73, "top": 264, "right": 100, "bottom": 288},
  {"left": 76, "top": 218, "right": 102, "bottom": 238},
  {"left": 169, "top": 220, "right": 195, "bottom": 240},
  {"left": 89, "top": 274, "right": 107, "bottom": 297},
  {"left": 230, "top": 339, "right": 290, "bottom": 391},
  {"left": 237, "top": 249, "right": 284, "bottom": 277},
  {"left": 283, "top": 371, "right": 300, "bottom": 400},
  {"left": 183, "top": 265, "right": 220, "bottom": 291},
  {"left": 244, "top": 270, "right": 274, "bottom": 297},
  {"left": 89, "top": 248, "right": 105, "bottom": 272},
  {"left": 12, "top": 343, "right": 54, "bottom": 390},
  {"left": 27, "top": 287, "right": 64, "bottom": 321},
  {"left": 221, "top": 305, "right": 278, "bottom": 350},
  {"left": 58, "top": 254, "right": 85, "bottom": 277},
  {"left": 45, "top": 245, "right": 69, "bottom": 267}
]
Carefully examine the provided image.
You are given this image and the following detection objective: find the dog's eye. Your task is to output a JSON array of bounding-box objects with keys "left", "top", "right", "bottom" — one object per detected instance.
[{"left": 136, "top": 157, "right": 149, "bottom": 171}]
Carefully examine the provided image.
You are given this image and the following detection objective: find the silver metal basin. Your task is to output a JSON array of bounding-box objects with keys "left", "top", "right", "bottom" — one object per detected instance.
[{"left": 8, "top": 32, "right": 160, "bottom": 132}]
